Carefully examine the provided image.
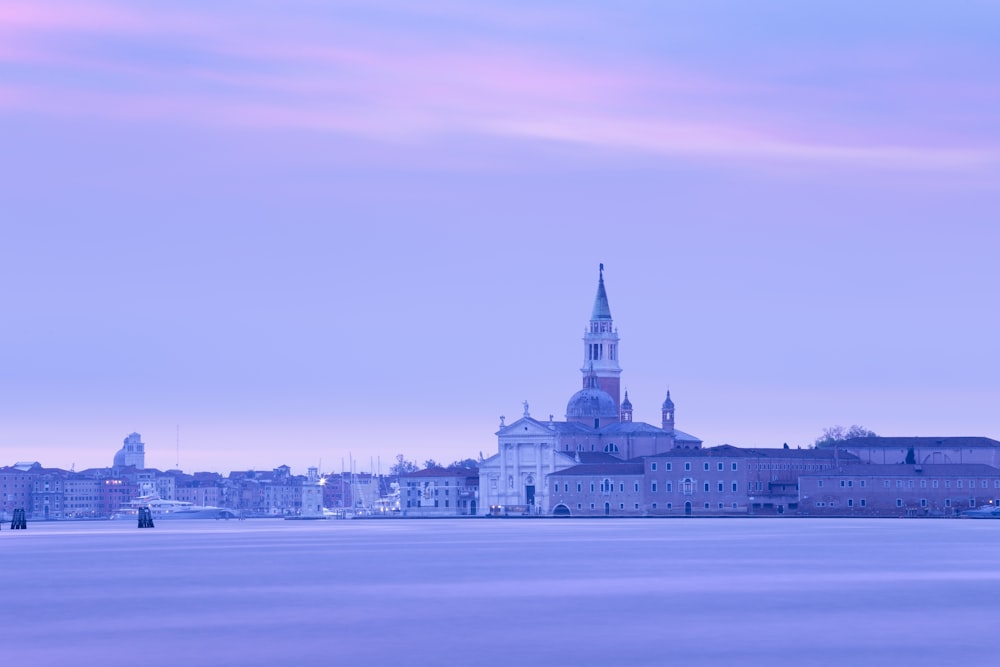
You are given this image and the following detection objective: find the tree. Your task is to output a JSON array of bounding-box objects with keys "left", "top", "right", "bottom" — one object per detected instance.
[
  {"left": 422, "top": 459, "right": 440, "bottom": 470},
  {"left": 448, "top": 458, "right": 479, "bottom": 470},
  {"left": 390, "top": 455, "right": 419, "bottom": 476},
  {"left": 814, "top": 425, "right": 877, "bottom": 448}
]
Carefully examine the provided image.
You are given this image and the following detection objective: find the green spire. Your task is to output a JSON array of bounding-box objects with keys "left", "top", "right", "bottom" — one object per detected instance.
[{"left": 591, "top": 263, "right": 612, "bottom": 321}]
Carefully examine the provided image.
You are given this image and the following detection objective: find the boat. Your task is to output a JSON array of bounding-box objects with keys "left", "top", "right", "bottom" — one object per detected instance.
[
  {"left": 113, "top": 496, "right": 238, "bottom": 520},
  {"left": 962, "top": 505, "right": 1000, "bottom": 518}
]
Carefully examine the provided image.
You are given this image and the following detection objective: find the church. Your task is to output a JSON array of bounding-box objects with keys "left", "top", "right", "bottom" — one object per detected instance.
[{"left": 478, "top": 266, "right": 702, "bottom": 515}]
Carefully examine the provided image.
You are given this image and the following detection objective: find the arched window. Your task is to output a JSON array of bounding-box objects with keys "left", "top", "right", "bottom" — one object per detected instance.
[
  {"left": 600, "top": 478, "right": 613, "bottom": 494},
  {"left": 604, "top": 443, "right": 619, "bottom": 453}
]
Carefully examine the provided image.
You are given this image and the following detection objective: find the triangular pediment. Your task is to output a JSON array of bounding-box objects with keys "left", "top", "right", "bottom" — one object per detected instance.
[{"left": 496, "top": 416, "right": 554, "bottom": 437}]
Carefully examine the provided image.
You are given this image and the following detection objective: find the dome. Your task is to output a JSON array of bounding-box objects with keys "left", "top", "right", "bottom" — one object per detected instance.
[
  {"left": 566, "top": 387, "right": 619, "bottom": 420},
  {"left": 113, "top": 448, "right": 127, "bottom": 468},
  {"left": 621, "top": 392, "right": 633, "bottom": 411}
]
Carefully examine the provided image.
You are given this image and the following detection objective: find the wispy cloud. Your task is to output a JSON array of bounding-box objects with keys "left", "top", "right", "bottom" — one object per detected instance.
[{"left": 1, "top": 0, "right": 997, "bottom": 172}]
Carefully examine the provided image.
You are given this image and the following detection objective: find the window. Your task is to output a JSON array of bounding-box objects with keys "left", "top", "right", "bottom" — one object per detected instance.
[
  {"left": 651, "top": 482, "right": 658, "bottom": 493},
  {"left": 604, "top": 443, "right": 619, "bottom": 453},
  {"left": 896, "top": 480, "right": 903, "bottom": 489},
  {"left": 920, "top": 498, "right": 927, "bottom": 508},
  {"left": 667, "top": 503, "right": 672, "bottom": 509},
  {"left": 896, "top": 499, "right": 903, "bottom": 508},
  {"left": 932, "top": 480, "right": 939, "bottom": 489},
  {"left": 945, "top": 480, "right": 952, "bottom": 489},
  {"left": 860, "top": 480, "right": 866, "bottom": 488},
  {"left": 666, "top": 463, "right": 672, "bottom": 472},
  {"left": 577, "top": 503, "right": 582, "bottom": 509},
  {"left": 652, "top": 503, "right": 657, "bottom": 509},
  {"left": 860, "top": 499, "right": 867, "bottom": 507},
  {"left": 590, "top": 503, "right": 595, "bottom": 509},
  {"left": 983, "top": 480, "right": 989, "bottom": 489},
  {"left": 848, "top": 480, "right": 853, "bottom": 488},
  {"left": 590, "top": 483, "right": 595, "bottom": 492},
  {"left": 732, "top": 463, "right": 738, "bottom": 471},
  {"left": 704, "top": 463, "right": 710, "bottom": 471},
  {"left": 840, "top": 480, "right": 846, "bottom": 488},
  {"left": 577, "top": 483, "right": 582, "bottom": 492},
  {"left": 704, "top": 482, "right": 710, "bottom": 492},
  {"left": 883, "top": 480, "right": 890, "bottom": 488},
  {"left": 620, "top": 483, "right": 625, "bottom": 492},
  {"left": 684, "top": 462, "right": 691, "bottom": 471},
  {"left": 717, "top": 463, "right": 724, "bottom": 471},
  {"left": 957, "top": 480, "right": 963, "bottom": 489},
  {"left": 907, "top": 480, "right": 914, "bottom": 489},
  {"left": 620, "top": 503, "right": 624, "bottom": 510},
  {"left": 704, "top": 502, "right": 710, "bottom": 509},
  {"left": 970, "top": 498, "right": 977, "bottom": 507},
  {"left": 847, "top": 499, "right": 854, "bottom": 507},
  {"left": 634, "top": 503, "right": 639, "bottom": 510},
  {"left": 666, "top": 482, "right": 673, "bottom": 493},
  {"left": 818, "top": 480, "right": 824, "bottom": 488},
  {"left": 920, "top": 480, "right": 927, "bottom": 489},
  {"left": 651, "top": 463, "right": 657, "bottom": 472},
  {"left": 599, "top": 479, "right": 611, "bottom": 493},
  {"left": 718, "top": 482, "right": 724, "bottom": 492},
  {"left": 634, "top": 482, "right": 639, "bottom": 492},
  {"left": 945, "top": 499, "right": 952, "bottom": 507}
]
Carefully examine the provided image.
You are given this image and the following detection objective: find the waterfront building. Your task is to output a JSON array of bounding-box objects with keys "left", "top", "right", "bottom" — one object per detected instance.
[
  {"left": 479, "top": 266, "right": 702, "bottom": 515},
  {"left": 301, "top": 467, "right": 324, "bottom": 518},
  {"left": 548, "top": 445, "right": 855, "bottom": 517},
  {"left": 799, "top": 463, "right": 1000, "bottom": 517},
  {"left": 401, "top": 466, "right": 479, "bottom": 516},
  {"left": 829, "top": 436, "right": 1000, "bottom": 467},
  {"left": 1, "top": 463, "right": 40, "bottom": 517}
]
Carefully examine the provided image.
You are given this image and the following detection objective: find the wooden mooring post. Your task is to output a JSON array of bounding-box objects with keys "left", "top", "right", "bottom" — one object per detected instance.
[
  {"left": 10, "top": 508, "right": 27, "bottom": 530},
  {"left": 137, "top": 507, "right": 155, "bottom": 528}
]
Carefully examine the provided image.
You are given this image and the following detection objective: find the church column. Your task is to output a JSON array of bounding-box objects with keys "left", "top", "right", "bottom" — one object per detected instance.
[
  {"left": 513, "top": 443, "right": 520, "bottom": 504},
  {"left": 536, "top": 446, "right": 543, "bottom": 513}
]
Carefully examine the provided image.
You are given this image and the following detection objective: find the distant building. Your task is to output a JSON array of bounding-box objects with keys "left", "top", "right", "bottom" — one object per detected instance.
[
  {"left": 479, "top": 266, "right": 701, "bottom": 515},
  {"left": 401, "top": 467, "right": 479, "bottom": 516},
  {"left": 829, "top": 436, "right": 1000, "bottom": 467},
  {"left": 113, "top": 432, "right": 146, "bottom": 471},
  {"left": 799, "top": 464, "right": 1000, "bottom": 517}
]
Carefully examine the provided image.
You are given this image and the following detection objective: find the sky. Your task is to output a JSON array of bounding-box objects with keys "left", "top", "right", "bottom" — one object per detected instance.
[{"left": 1, "top": 1, "right": 998, "bottom": 475}]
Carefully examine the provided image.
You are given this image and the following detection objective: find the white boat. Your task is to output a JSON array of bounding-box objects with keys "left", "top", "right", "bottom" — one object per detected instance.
[
  {"left": 113, "top": 496, "right": 238, "bottom": 520},
  {"left": 962, "top": 505, "right": 1000, "bottom": 519}
]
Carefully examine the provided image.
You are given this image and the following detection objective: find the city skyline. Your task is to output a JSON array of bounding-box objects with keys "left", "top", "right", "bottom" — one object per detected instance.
[{"left": 2, "top": 1, "right": 999, "bottom": 473}]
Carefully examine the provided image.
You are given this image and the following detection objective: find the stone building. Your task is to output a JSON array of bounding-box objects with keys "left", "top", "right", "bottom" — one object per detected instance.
[
  {"left": 402, "top": 466, "right": 479, "bottom": 516},
  {"left": 479, "top": 265, "right": 701, "bottom": 515}
]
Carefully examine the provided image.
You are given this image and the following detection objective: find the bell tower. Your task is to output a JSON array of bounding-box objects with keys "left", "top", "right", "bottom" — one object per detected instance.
[{"left": 581, "top": 264, "right": 622, "bottom": 411}]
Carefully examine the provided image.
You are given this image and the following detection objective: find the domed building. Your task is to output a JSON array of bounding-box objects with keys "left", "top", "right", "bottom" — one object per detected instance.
[
  {"left": 112, "top": 432, "right": 146, "bottom": 471},
  {"left": 478, "top": 266, "right": 701, "bottom": 515}
]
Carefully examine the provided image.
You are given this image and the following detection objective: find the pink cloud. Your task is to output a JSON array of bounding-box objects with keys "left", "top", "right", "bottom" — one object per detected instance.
[{"left": 1, "top": 0, "right": 996, "bottom": 173}]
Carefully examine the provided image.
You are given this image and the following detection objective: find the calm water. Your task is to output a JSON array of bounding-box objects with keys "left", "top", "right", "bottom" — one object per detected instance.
[{"left": 3, "top": 518, "right": 999, "bottom": 666}]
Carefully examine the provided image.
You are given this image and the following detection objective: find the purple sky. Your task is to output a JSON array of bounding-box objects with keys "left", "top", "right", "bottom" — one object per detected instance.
[{"left": 2, "top": 1, "right": 998, "bottom": 474}]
